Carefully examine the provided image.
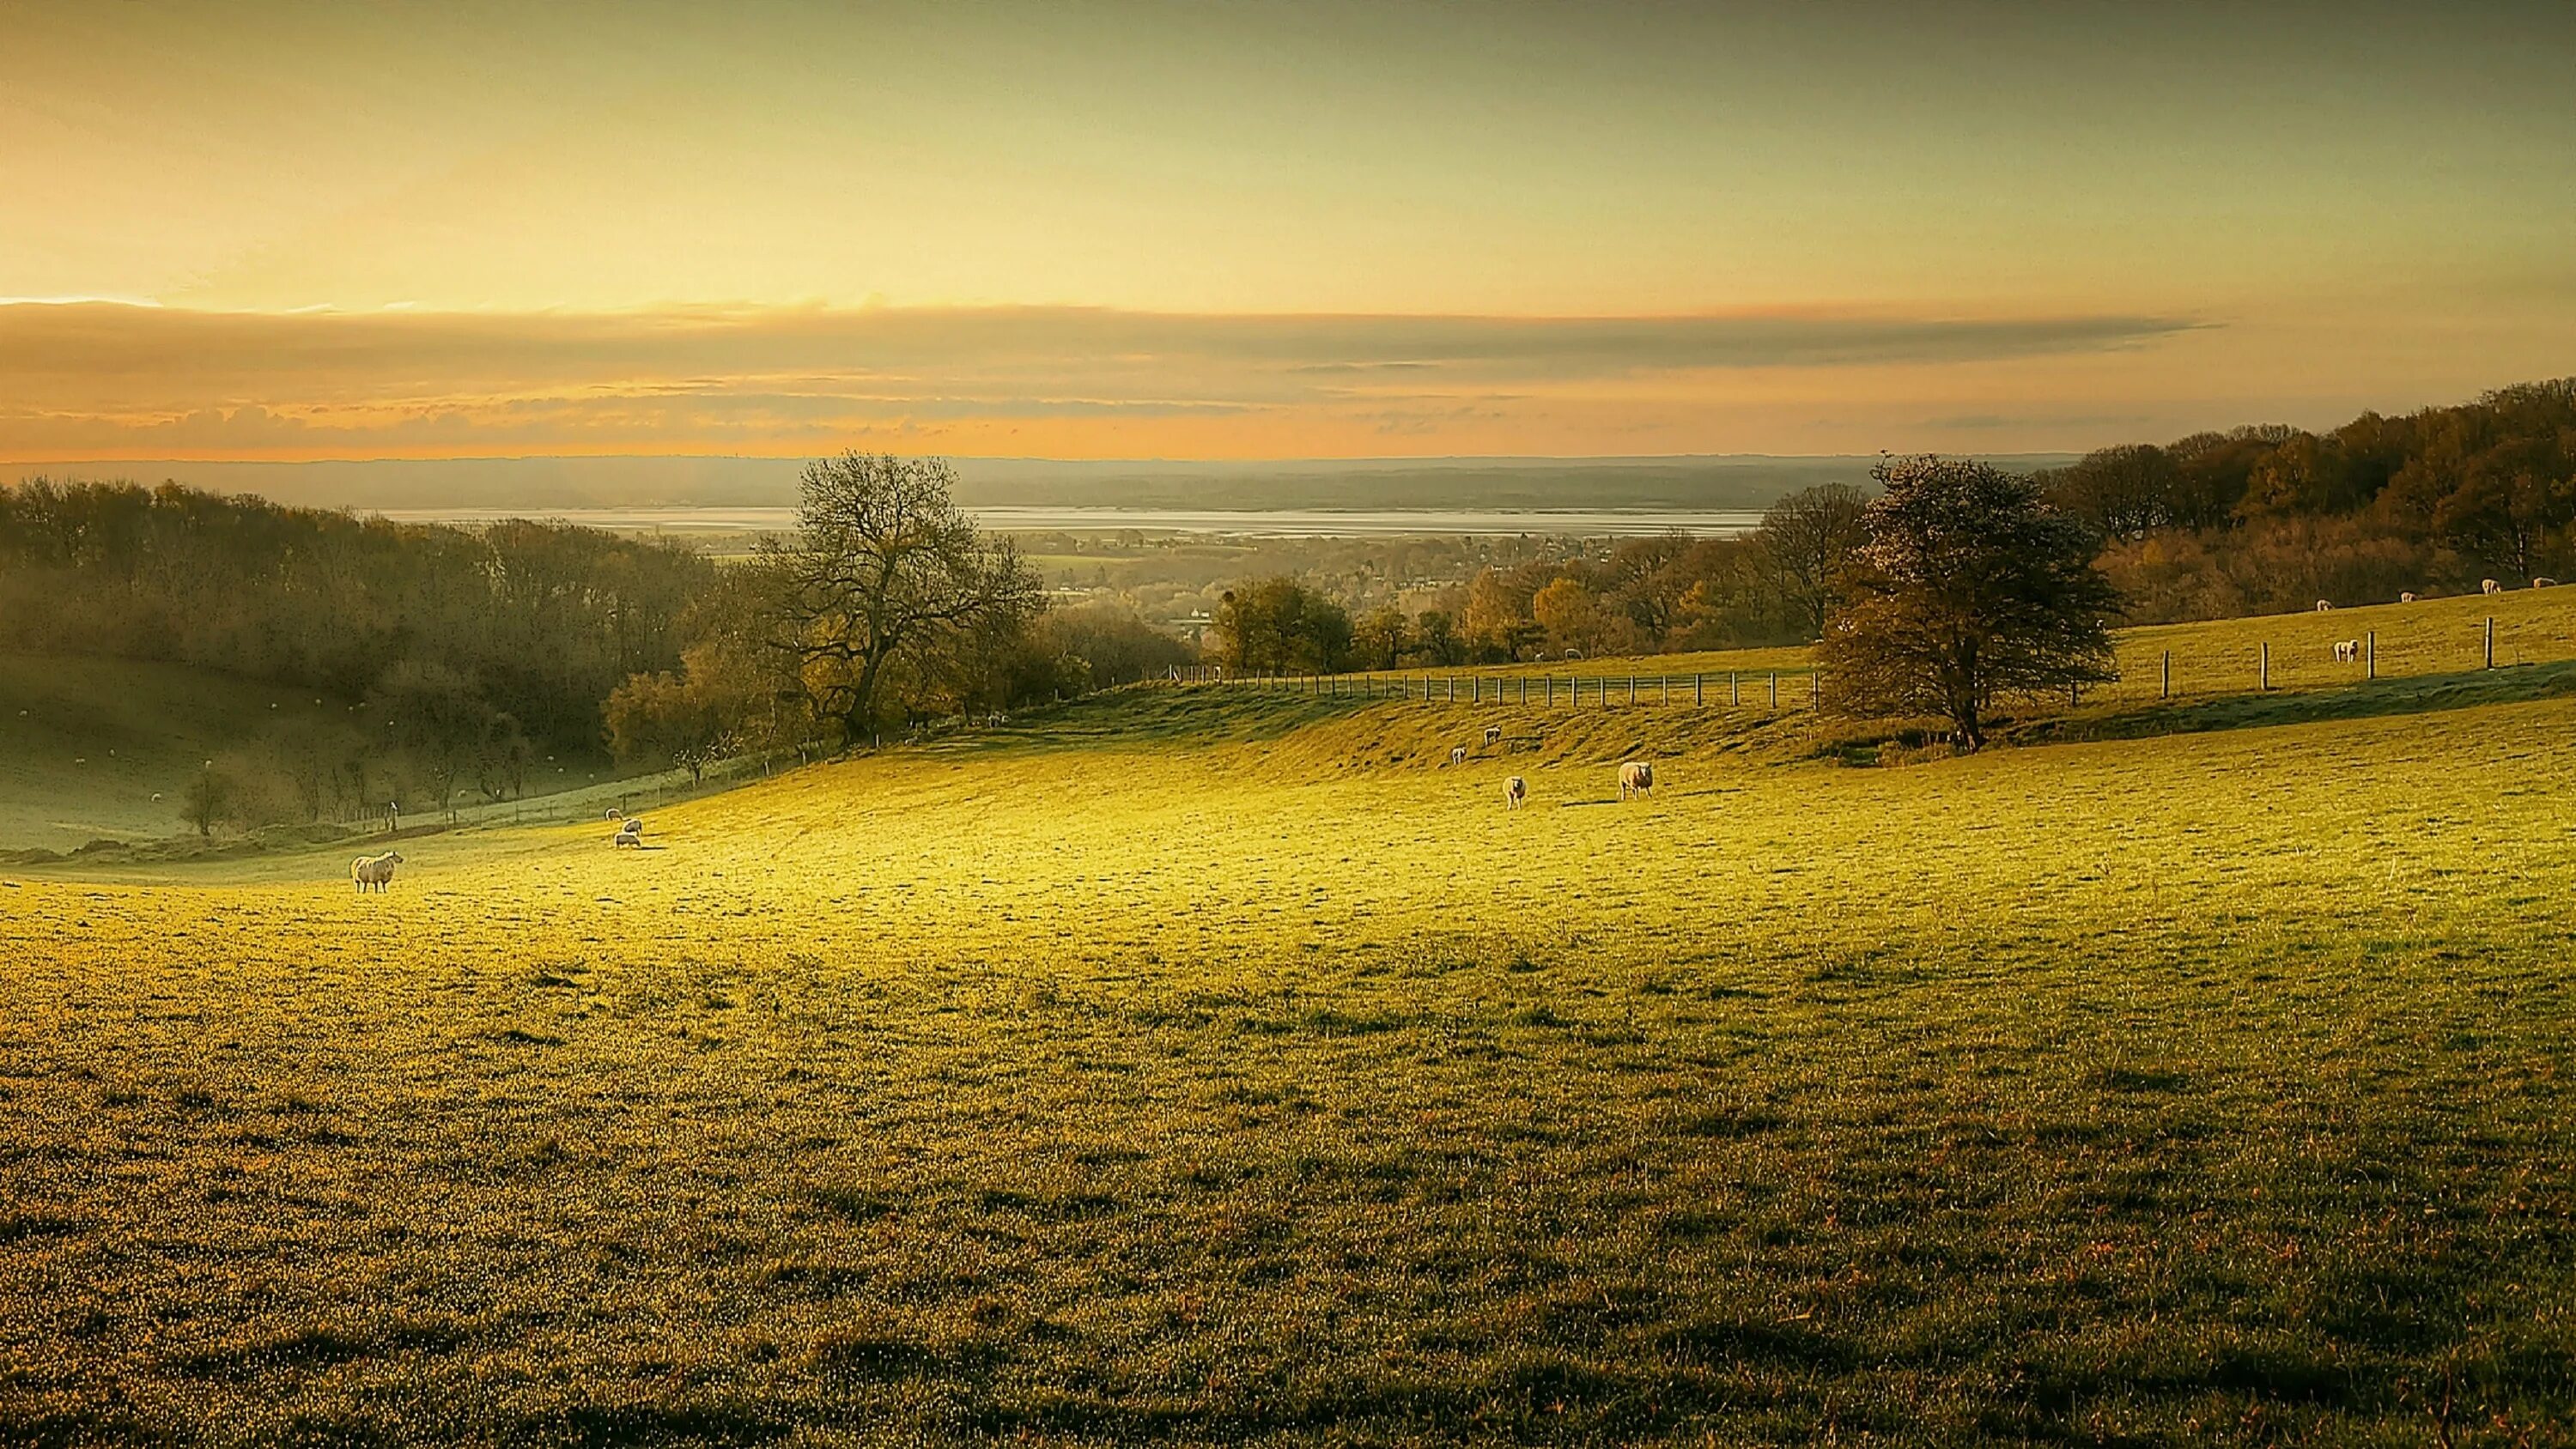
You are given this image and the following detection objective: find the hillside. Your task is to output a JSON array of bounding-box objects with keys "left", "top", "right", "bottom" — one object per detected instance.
[
  {"left": 4, "top": 651, "right": 2573, "bottom": 1443},
  {"left": 0, "top": 654, "right": 364, "bottom": 851}
]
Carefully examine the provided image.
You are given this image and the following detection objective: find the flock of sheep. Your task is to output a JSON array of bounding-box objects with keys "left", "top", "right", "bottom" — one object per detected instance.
[
  {"left": 1445, "top": 719, "right": 1655, "bottom": 812},
  {"left": 348, "top": 807, "right": 647, "bottom": 893},
  {"left": 2312, "top": 577, "right": 2555, "bottom": 664},
  {"left": 1493, "top": 758, "right": 1654, "bottom": 812}
]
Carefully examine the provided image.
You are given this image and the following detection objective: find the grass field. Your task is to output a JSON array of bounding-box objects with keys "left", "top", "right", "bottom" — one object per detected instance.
[{"left": 4, "top": 675, "right": 2573, "bottom": 1445}]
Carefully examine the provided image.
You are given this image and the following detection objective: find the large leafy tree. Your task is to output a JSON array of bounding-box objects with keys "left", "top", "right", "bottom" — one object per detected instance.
[
  {"left": 1821, "top": 455, "right": 2123, "bottom": 751},
  {"left": 1210, "top": 577, "right": 1352, "bottom": 674},
  {"left": 762, "top": 453, "right": 1042, "bottom": 742}
]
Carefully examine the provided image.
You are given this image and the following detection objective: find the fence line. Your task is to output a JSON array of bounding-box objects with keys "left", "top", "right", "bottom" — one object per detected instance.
[{"left": 1178, "top": 614, "right": 2544, "bottom": 713}]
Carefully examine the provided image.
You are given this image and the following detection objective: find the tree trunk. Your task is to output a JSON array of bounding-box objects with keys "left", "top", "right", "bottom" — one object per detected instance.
[{"left": 1951, "top": 703, "right": 1984, "bottom": 753}]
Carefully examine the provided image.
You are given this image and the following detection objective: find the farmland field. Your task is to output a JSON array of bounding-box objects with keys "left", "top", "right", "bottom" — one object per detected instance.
[{"left": 4, "top": 682, "right": 2575, "bottom": 1445}]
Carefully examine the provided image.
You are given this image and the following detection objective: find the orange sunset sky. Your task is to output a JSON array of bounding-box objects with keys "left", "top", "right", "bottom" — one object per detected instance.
[{"left": 5, "top": 0, "right": 2573, "bottom": 464}]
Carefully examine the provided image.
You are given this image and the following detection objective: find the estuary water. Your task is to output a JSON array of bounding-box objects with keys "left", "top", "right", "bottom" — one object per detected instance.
[{"left": 371, "top": 506, "right": 1765, "bottom": 538}]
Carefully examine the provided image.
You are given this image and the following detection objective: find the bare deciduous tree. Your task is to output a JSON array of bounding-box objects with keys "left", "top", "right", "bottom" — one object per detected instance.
[
  {"left": 762, "top": 453, "right": 1042, "bottom": 742},
  {"left": 1753, "top": 482, "right": 1871, "bottom": 639}
]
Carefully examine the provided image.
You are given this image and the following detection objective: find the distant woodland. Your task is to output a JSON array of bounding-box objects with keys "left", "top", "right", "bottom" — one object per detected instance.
[{"left": 1210, "top": 379, "right": 2576, "bottom": 668}]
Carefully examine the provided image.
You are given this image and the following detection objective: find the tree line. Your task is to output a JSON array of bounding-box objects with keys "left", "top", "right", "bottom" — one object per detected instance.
[
  {"left": 1206, "top": 482, "right": 1869, "bottom": 672},
  {"left": 2041, "top": 378, "right": 2576, "bottom": 620},
  {"left": 0, "top": 464, "right": 1190, "bottom": 834}
]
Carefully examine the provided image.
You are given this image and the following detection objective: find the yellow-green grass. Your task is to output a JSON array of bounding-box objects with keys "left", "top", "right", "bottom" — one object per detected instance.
[{"left": 5, "top": 682, "right": 2574, "bottom": 1445}]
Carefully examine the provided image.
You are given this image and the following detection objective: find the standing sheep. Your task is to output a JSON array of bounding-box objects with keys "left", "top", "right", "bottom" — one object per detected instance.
[
  {"left": 1503, "top": 776, "right": 1527, "bottom": 810},
  {"left": 1619, "top": 761, "right": 1654, "bottom": 800},
  {"left": 350, "top": 851, "right": 405, "bottom": 893}
]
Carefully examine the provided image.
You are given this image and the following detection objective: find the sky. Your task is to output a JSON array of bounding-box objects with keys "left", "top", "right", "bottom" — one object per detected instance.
[{"left": 4, "top": 0, "right": 2573, "bottom": 464}]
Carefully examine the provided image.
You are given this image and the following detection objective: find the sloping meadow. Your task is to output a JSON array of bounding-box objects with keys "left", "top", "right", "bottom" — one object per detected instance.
[{"left": 3, "top": 694, "right": 2573, "bottom": 1445}]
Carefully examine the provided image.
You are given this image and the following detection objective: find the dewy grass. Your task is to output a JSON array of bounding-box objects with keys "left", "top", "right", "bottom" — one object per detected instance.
[{"left": 3, "top": 681, "right": 2573, "bottom": 1444}]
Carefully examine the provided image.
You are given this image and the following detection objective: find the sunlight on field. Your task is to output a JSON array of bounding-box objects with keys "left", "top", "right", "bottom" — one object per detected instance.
[{"left": 4, "top": 686, "right": 2574, "bottom": 1443}]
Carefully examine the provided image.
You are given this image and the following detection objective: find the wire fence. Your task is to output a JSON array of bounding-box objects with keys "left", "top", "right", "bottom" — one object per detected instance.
[
  {"left": 1182, "top": 665, "right": 1822, "bottom": 713},
  {"left": 1171, "top": 610, "right": 2573, "bottom": 714}
]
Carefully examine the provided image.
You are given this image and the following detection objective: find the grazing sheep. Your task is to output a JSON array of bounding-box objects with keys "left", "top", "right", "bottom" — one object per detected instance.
[
  {"left": 349, "top": 851, "right": 404, "bottom": 893},
  {"left": 2332, "top": 640, "right": 2360, "bottom": 664},
  {"left": 612, "top": 819, "right": 644, "bottom": 847},
  {"left": 2316, "top": 599, "right": 2334, "bottom": 612},
  {"left": 2483, "top": 579, "right": 2502, "bottom": 595},
  {"left": 1619, "top": 760, "right": 1654, "bottom": 800},
  {"left": 1448, "top": 745, "right": 1468, "bottom": 767},
  {"left": 2400, "top": 591, "right": 2418, "bottom": 603},
  {"left": 604, "top": 806, "right": 623, "bottom": 821},
  {"left": 2536, "top": 578, "right": 2559, "bottom": 589},
  {"left": 1483, "top": 725, "right": 1503, "bottom": 747}
]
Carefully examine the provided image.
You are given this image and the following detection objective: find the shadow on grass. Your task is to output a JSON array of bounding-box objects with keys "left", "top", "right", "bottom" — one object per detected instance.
[{"left": 915, "top": 685, "right": 1376, "bottom": 757}]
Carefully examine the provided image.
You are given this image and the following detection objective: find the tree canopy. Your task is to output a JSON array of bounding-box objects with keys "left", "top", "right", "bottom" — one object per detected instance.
[
  {"left": 760, "top": 453, "right": 1045, "bottom": 741},
  {"left": 1821, "top": 456, "right": 2123, "bottom": 750}
]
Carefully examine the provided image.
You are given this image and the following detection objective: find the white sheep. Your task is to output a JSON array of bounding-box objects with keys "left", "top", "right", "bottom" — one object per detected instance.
[
  {"left": 1619, "top": 760, "right": 1654, "bottom": 800},
  {"left": 2316, "top": 599, "right": 2335, "bottom": 612},
  {"left": 2400, "top": 591, "right": 2418, "bottom": 603},
  {"left": 2535, "top": 578, "right": 2559, "bottom": 589},
  {"left": 1483, "top": 725, "right": 1502, "bottom": 748},
  {"left": 611, "top": 819, "right": 644, "bottom": 848},
  {"left": 2332, "top": 640, "right": 2360, "bottom": 664},
  {"left": 2483, "top": 579, "right": 2502, "bottom": 595},
  {"left": 1448, "top": 746, "right": 1468, "bottom": 767},
  {"left": 1503, "top": 776, "right": 1527, "bottom": 810},
  {"left": 350, "top": 851, "right": 404, "bottom": 893}
]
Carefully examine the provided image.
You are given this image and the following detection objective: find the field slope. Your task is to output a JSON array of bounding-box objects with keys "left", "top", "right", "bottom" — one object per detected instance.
[{"left": 3, "top": 688, "right": 2573, "bottom": 1445}]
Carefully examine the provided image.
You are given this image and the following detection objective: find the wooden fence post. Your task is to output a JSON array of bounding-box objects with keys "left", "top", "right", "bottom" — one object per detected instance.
[
  {"left": 2160, "top": 650, "right": 2171, "bottom": 699},
  {"left": 1628, "top": 675, "right": 1637, "bottom": 705},
  {"left": 2367, "top": 631, "right": 2376, "bottom": 679},
  {"left": 1770, "top": 672, "right": 1779, "bottom": 710},
  {"left": 1731, "top": 671, "right": 1740, "bottom": 706},
  {"left": 2486, "top": 616, "right": 2495, "bottom": 669},
  {"left": 2259, "top": 643, "right": 2269, "bottom": 691},
  {"left": 1694, "top": 673, "right": 1704, "bottom": 706}
]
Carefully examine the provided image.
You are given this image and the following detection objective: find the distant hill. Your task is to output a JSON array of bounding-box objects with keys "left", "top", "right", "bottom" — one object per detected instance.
[{"left": 7, "top": 454, "right": 2077, "bottom": 513}]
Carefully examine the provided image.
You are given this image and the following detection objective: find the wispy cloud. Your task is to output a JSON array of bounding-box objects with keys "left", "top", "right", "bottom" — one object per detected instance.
[{"left": 0, "top": 300, "right": 2203, "bottom": 460}]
